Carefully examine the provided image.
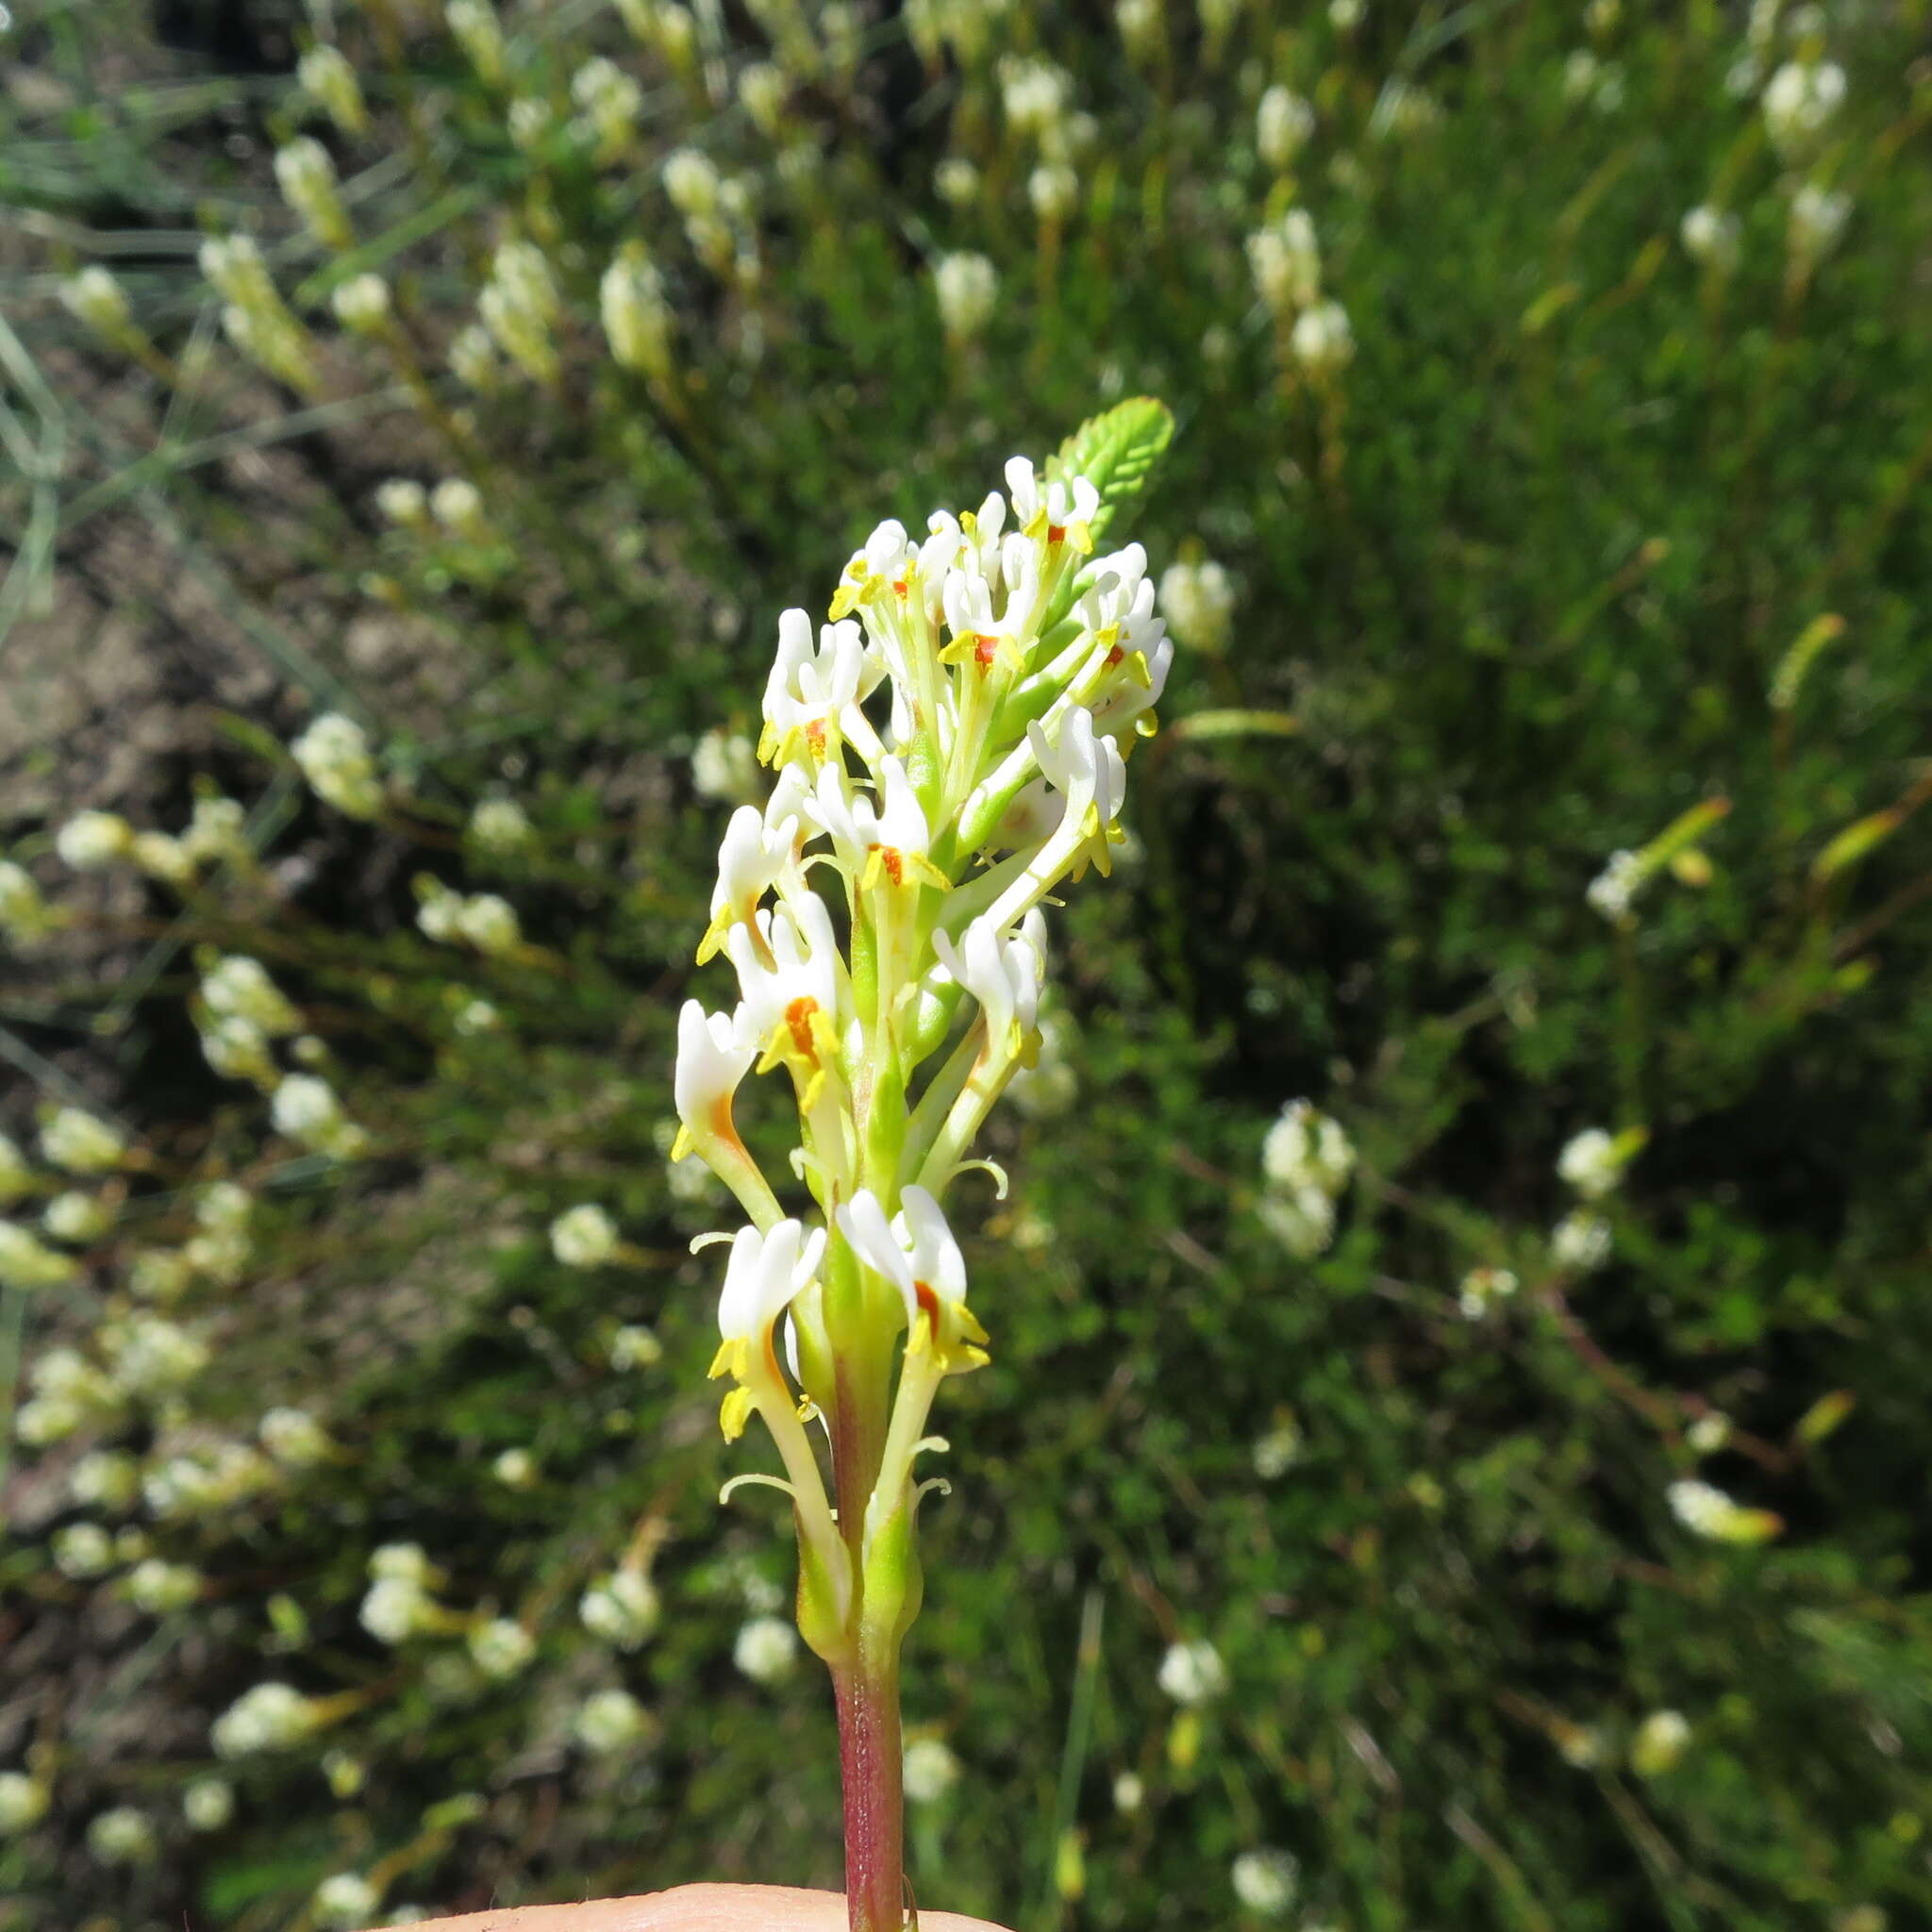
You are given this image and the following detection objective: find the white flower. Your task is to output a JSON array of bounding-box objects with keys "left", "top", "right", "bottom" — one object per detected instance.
[
  {"left": 1158, "top": 1639, "right": 1227, "bottom": 1707},
  {"left": 361, "top": 1575, "right": 432, "bottom": 1643},
  {"left": 1232, "top": 1847, "right": 1299, "bottom": 1916},
  {"left": 468, "top": 1617, "right": 535, "bottom": 1679},
  {"left": 42, "top": 1191, "right": 112, "bottom": 1244},
  {"left": 1587, "top": 848, "right": 1642, "bottom": 922},
  {"left": 550, "top": 1204, "right": 619, "bottom": 1269},
  {"left": 1550, "top": 1209, "right": 1611, "bottom": 1272},
  {"left": 601, "top": 246, "right": 674, "bottom": 377},
  {"left": 446, "top": 0, "right": 506, "bottom": 81},
  {"left": 1762, "top": 58, "right": 1845, "bottom": 156},
  {"left": 691, "top": 728, "right": 760, "bottom": 805},
  {"left": 315, "top": 1874, "right": 382, "bottom": 1928},
  {"left": 0, "top": 1134, "right": 28, "bottom": 1202},
  {"left": 1257, "top": 86, "right": 1314, "bottom": 169},
  {"left": 54, "top": 1522, "right": 117, "bottom": 1578},
  {"left": 737, "top": 59, "right": 786, "bottom": 134},
  {"left": 202, "top": 955, "right": 301, "bottom": 1034},
  {"left": 1789, "top": 182, "right": 1852, "bottom": 265},
  {"left": 275, "top": 137, "right": 349, "bottom": 247},
  {"left": 935, "top": 157, "right": 980, "bottom": 206},
  {"left": 291, "top": 713, "right": 383, "bottom": 820},
  {"left": 932, "top": 912, "right": 1045, "bottom": 1057},
  {"left": 903, "top": 1737, "right": 960, "bottom": 1804},
  {"left": 1158, "top": 559, "right": 1238, "bottom": 655},
  {"left": 71, "top": 1449, "right": 142, "bottom": 1512},
  {"left": 1262, "top": 1101, "right": 1355, "bottom": 1194},
  {"left": 1252, "top": 1418, "right": 1303, "bottom": 1478},
  {"left": 1687, "top": 1411, "right": 1731, "bottom": 1456},
  {"left": 176, "top": 1770, "right": 247, "bottom": 1840},
  {"left": 0, "top": 861, "right": 57, "bottom": 941},
  {"left": 609, "top": 1324, "right": 663, "bottom": 1371},
  {"left": 492, "top": 1446, "right": 537, "bottom": 1489},
  {"left": 371, "top": 1541, "right": 432, "bottom": 1584},
  {"left": 0, "top": 1773, "right": 47, "bottom": 1835},
  {"left": 1000, "top": 56, "right": 1070, "bottom": 136},
  {"left": 56, "top": 808, "right": 135, "bottom": 871},
  {"left": 467, "top": 798, "right": 532, "bottom": 853},
  {"left": 673, "top": 999, "right": 756, "bottom": 1159},
  {"left": 331, "top": 273, "right": 391, "bottom": 336},
  {"left": 61, "top": 264, "right": 134, "bottom": 336},
  {"left": 107, "top": 1314, "right": 210, "bottom": 1394},
  {"left": 733, "top": 1613, "right": 798, "bottom": 1684},
  {"left": 1457, "top": 1266, "right": 1520, "bottom": 1320},
  {"left": 580, "top": 1571, "right": 661, "bottom": 1649},
  {"left": 1557, "top": 1128, "right": 1623, "bottom": 1199},
  {"left": 260, "top": 1407, "right": 332, "bottom": 1467},
  {"left": 933, "top": 252, "right": 998, "bottom": 345},
  {"left": 0, "top": 1221, "right": 80, "bottom": 1290},
  {"left": 1631, "top": 1709, "right": 1690, "bottom": 1776},
  {"left": 87, "top": 1807, "right": 158, "bottom": 1866},
  {"left": 298, "top": 43, "right": 365, "bottom": 133},
  {"left": 457, "top": 892, "right": 521, "bottom": 956},
  {"left": 762, "top": 608, "right": 872, "bottom": 763},
  {"left": 716, "top": 1219, "right": 827, "bottom": 1359},
  {"left": 1247, "top": 208, "right": 1322, "bottom": 313},
  {"left": 572, "top": 54, "right": 642, "bottom": 161},
  {"left": 1666, "top": 1477, "right": 1780, "bottom": 1544},
  {"left": 575, "top": 1687, "right": 651, "bottom": 1756},
  {"left": 725, "top": 893, "right": 845, "bottom": 1049},
  {"left": 182, "top": 793, "right": 251, "bottom": 867},
  {"left": 272, "top": 1074, "right": 367, "bottom": 1158},
  {"left": 127, "top": 1557, "right": 202, "bottom": 1613},
  {"left": 1291, "top": 300, "right": 1355, "bottom": 376},
  {"left": 183, "top": 1776, "right": 235, "bottom": 1831},
  {"left": 1680, "top": 206, "right": 1740, "bottom": 270},
  {"left": 42, "top": 1105, "right": 125, "bottom": 1174},
  {"left": 1028, "top": 161, "right": 1078, "bottom": 223},
  {"left": 1029, "top": 705, "right": 1126, "bottom": 829},
  {"left": 836, "top": 1187, "right": 976, "bottom": 1362},
  {"left": 663, "top": 146, "right": 723, "bottom": 217},
  {"left": 1112, "top": 1770, "right": 1145, "bottom": 1814}
]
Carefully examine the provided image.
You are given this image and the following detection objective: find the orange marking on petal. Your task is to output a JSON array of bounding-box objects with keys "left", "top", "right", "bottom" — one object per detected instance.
[
  {"left": 1105, "top": 644, "right": 1124, "bottom": 668},
  {"left": 892, "top": 579, "right": 908, "bottom": 596},
  {"left": 974, "top": 634, "right": 1000, "bottom": 667},
  {"left": 913, "top": 1281, "right": 942, "bottom": 1341},
  {"left": 785, "top": 995, "right": 820, "bottom": 1058},
  {"left": 1047, "top": 525, "right": 1066, "bottom": 545},
  {"left": 879, "top": 848, "right": 905, "bottom": 887},
  {"left": 806, "top": 720, "right": 826, "bottom": 754}
]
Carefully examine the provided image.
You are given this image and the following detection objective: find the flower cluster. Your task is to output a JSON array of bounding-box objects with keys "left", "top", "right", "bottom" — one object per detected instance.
[
  {"left": 1257, "top": 1099, "right": 1356, "bottom": 1258},
  {"left": 675, "top": 420, "right": 1170, "bottom": 1693}
]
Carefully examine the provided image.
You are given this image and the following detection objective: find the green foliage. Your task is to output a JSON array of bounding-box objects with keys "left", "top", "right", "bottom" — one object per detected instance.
[{"left": 0, "top": 3, "right": 1929, "bottom": 1932}]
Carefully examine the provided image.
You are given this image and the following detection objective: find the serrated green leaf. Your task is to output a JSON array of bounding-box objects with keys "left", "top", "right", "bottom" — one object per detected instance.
[{"left": 1050, "top": 395, "right": 1174, "bottom": 549}]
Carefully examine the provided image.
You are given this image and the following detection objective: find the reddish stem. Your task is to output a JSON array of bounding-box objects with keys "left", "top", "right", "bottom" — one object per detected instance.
[{"left": 834, "top": 1658, "right": 905, "bottom": 1932}]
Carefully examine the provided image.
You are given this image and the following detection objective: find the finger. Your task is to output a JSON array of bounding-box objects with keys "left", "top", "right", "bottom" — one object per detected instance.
[{"left": 387, "top": 1884, "right": 1011, "bottom": 1932}]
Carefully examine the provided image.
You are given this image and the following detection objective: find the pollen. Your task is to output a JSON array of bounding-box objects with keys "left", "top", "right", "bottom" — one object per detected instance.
[{"left": 785, "top": 995, "right": 820, "bottom": 1058}]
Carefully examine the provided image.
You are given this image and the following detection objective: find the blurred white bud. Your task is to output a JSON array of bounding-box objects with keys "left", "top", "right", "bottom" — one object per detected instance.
[
  {"left": 575, "top": 1686, "right": 651, "bottom": 1756},
  {"left": 56, "top": 809, "right": 135, "bottom": 871},
  {"left": 934, "top": 157, "right": 979, "bottom": 207},
  {"left": 1158, "top": 559, "right": 1237, "bottom": 655},
  {"left": 315, "top": 1874, "right": 383, "bottom": 1929},
  {"left": 691, "top": 728, "right": 761, "bottom": 805},
  {"left": 60, "top": 266, "right": 134, "bottom": 339},
  {"left": 1762, "top": 58, "right": 1845, "bottom": 157},
  {"left": 54, "top": 1522, "right": 118, "bottom": 1578},
  {"left": 1550, "top": 1209, "right": 1611, "bottom": 1272},
  {"left": 0, "top": 862, "right": 58, "bottom": 942},
  {"left": 72, "top": 1449, "right": 142, "bottom": 1512},
  {"left": 43, "top": 1190, "right": 113, "bottom": 1244},
  {"left": 260, "top": 1407, "right": 332, "bottom": 1467},
  {"left": 291, "top": 712, "right": 383, "bottom": 819},
  {"left": 933, "top": 252, "right": 998, "bottom": 347},
  {"left": 182, "top": 1776, "right": 235, "bottom": 1831},
  {"left": 551, "top": 1204, "right": 619, "bottom": 1269},
  {"left": 430, "top": 477, "right": 488, "bottom": 539},
  {"left": 0, "top": 1222, "right": 81, "bottom": 1290},
  {"left": 492, "top": 1446, "right": 538, "bottom": 1489},
  {"left": 42, "top": 1107, "right": 125, "bottom": 1175},
  {"left": 1291, "top": 299, "right": 1356, "bottom": 376},
  {"left": 609, "top": 1323, "right": 663, "bottom": 1370},
  {"left": 331, "top": 273, "right": 391, "bottom": 336},
  {"left": 446, "top": 0, "right": 506, "bottom": 83},
  {"left": 1232, "top": 1848, "right": 1299, "bottom": 1916},
  {"left": 0, "top": 1774, "right": 47, "bottom": 1835},
  {"left": 903, "top": 1738, "right": 960, "bottom": 1805},
  {"left": 600, "top": 246, "right": 675, "bottom": 378},
  {"left": 1680, "top": 205, "right": 1740, "bottom": 270},
  {"left": 457, "top": 892, "right": 521, "bottom": 956},
  {"left": 1028, "top": 161, "right": 1078, "bottom": 224},
  {"left": 298, "top": 43, "right": 367, "bottom": 134},
  {"left": 468, "top": 1617, "right": 536, "bottom": 1679},
  {"left": 87, "top": 1807, "right": 158, "bottom": 1866},
  {"left": 733, "top": 1614, "right": 798, "bottom": 1684},
  {"left": 1631, "top": 1709, "right": 1690, "bottom": 1776},
  {"left": 1557, "top": 1128, "right": 1623, "bottom": 1199},
  {"left": 580, "top": 1570, "right": 661, "bottom": 1649},
  {"left": 1257, "top": 86, "right": 1314, "bottom": 170},
  {"left": 1158, "top": 1639, "right": 1227, "bottom": 1707},
  {"left": 275, "top": 138, "right": 353, "bottom": 250},
  {"left": 127, "top": 1557, "right": 203, "bottom": 1613}
]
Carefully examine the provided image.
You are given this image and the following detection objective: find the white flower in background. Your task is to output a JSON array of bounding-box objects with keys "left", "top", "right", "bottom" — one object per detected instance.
[
  {"left": 1557, "top": 1722, "right": 1604, "bottom": 1767},
  {"left": 361, "top": 1575, "right": 433, "bottom": 1644},
  {"left": 575, "top": 1686, "right": 651, "bottom": 1756},
  {"left": 1247, "top": 208, "right": 1322, "bottom": 314},
  {"left": 1331, "top": 0, "right": 1365, "bottom": 25},
  {"left": 1631, "top": 1709, "right": 1690, "bottom": 1776},
  {"left": 457, "top": 892, "right": 521, "bottom": 957},
  {"left": 1687, "top": 1411, "right": 1732, "bottom": 1456},
  {"left": 1291, "top": 300, "right": 1356, "bottom": 376},
  {"left": 61, "top": 264, "right": 134, "bottom": 338},
  {"left": 602, "top": 244, "right": 675, "bottom": 378},
  {"left": 479, "top": 239, "right": 562, "bottom": 385},
  {"left": 260, "top": 1407, "right": 332, "bottom": 1467},
  {"left": 211, "top": 1683, "right": 322, "bottom": 1756},
  {"left": 275, "top": 137, "right": 353, "bottom": 250},
  {"left": 182, "top": 1776, "right": 235, "bottom": 1831},
  {"left": 1263, "top": 1101, "right": 1355, "bottom": 1193},
  {"left": 1762, "top": 58, "right": 1845, "bottom": 156},
  {"left": 131, "top": 829, "right": 192, "bottom": 883},
  {"left": 448, "top": 323, "right": 500, "bottom": 391},
  {"left": 551, "top": 1204, "right": 619, "bottom": 1268},
  {"left": 0, "top": 1773, "right": 48, "bottom": 1834},
  {"left": 53, "top": 1522, "right": 117, "bottom": 1578},
  {"left": 1257, "top": 1184, "right": 1335, "bottom": 1259},
  {"left": 446, "top": 0, "right": 506, "bottom": 82},
  {"left": 107, "top": 1314, "right": 211, "bottom": 1394},
  {"left": 492, "top": 1446, "right": 537, "bottom": 1489},
  {"left": 663, "top": 145, "right": 722, "bottom": 217},
  {"left": 42, "top": 1191, "right": 112, "bottom": 1244},
  {"left": 1232, "top": 1847, "right": 1299, "bottom": 1916},
  {"left": 468, "top": 1617, "right": 536, "bottom": 1679},
  {"left": 1158, "top": 558, "right": 1237, "bottom": 655},
  {"left": 1028, "top": 161, "right": 1078, "bottom": 224},
  {"left": 733, "top": 1613, "right": 799, "bottom": 1685},
  {"left": 298, "top": 42, "right": 365, "bottom": 134},
  {"left": 181, "top": 792, "right": 251, "bottom": 868},
  {"left": 1586, "top": 847, "right": 1642, "bottom": 922},
  {"left": 580, "top": 1571, "right": 661, "bottom": 1649},
  {"left": 1667, "top": 1477, "right": 1782, "bottom": 1544},
  {"left": 999, "top": 56, "right": 1070, "bottom": 139},
  {"left": 1158, "top": 1639, "right": 1228, "bottom": 1707},
  {"left": 1550, "top": 1209, "right": 1611, "bottom": 1272},
  {"left": 0, "top": 1133, "right": 28, "bottom": 1203},
  {"left": 331, "top": 273, "right": 391, "bottom": 336},
  {"left": 291, "top": 713, "right": 383, "bottom": 819},
  {"left": 41, "top": 1105, "right": 124, "bottom": 1174},
  {"left": 127, "top": 1557, "right": 202, "bottom": 1613},
  {"left": 1789, "top": 182, "right": 1852, "bottom": 267},
  {"left": 315, "top": 1874, "right": 383, "bottom": 1929},
  {"left": 933, "top": 251, "right": 999, "bottom": 347},
  {"left": 453, "top": 997, "right": 502, "bottom": 1036},
  {"left": 508, "top": 97, "right": 553, "bottom": 153},
  {"left": 737, "top": 59, "right": 786, "bottom": 136},
  {"left": 272, "top": 1074, "right": 369, "bottom": 1158},
  {"left": 1680, "top": 206, "right": 1740, "bottom": 270},
  {"left": 692, "top": 727, "right": 761, "bottom": 805},
  {"left": 56, "top": 809, "right": 135, "bottom": 871},
  {"left": 572, "top": 55, "right": 642, "bottom": 162},
  {"left": 1257, "top": 86, "right": 1314, "bottom": 169},
  {"left": 1112, "top": 1770, "right": 1145, "bottom": 1813},
  {"left": 902, "top": 1738, "right": 961, "bottom": 1805},
  {"left": 609, "top": 1323, "right": 663, "bottom": 1370},
  {"left": 1457, "top": 1265, "right": 1520, "bottom": 1320},
  {"left": 71, "top": 1449, "right": 142, "bottom": 1512},
  {"left": 377, "top": 478, "right": 428, "bottom": 527},
  {"left": 202, "top": 955, "right": 301, "bottom": 1034},
  {"left": 1557, "top": 1128, "right": 1623, "bottom": 1199},
  {"left": 87, "top": 1807, "right": 158, "bottom": 1866},
  {"left": 431, "top": 477, "right": 489, "bottom": 539},
  {"left": 372, "top": 1541, "right": 433, "bottom": 1585},
  {"left": 0, "top": 1221, "right": 81, "bottom": 1290},
  {"left": 0, "top": 860, "right": 58, "bottom": 941}
]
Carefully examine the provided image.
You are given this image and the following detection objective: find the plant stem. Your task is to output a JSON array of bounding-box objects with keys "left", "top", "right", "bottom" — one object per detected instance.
[{"left": 834, "top": 1654, "right": 906, "bottom": 1932}]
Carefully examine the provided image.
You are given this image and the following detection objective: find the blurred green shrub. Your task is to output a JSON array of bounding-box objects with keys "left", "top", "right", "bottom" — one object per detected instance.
[{"left": 2, "top": 2, "right": 1930, "bottom": 1929}]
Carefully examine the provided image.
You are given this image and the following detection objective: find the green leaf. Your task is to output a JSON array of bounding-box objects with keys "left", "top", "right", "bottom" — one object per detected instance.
[{"left": 1050, "top": 395, "right": 1174, "bottom": 549}]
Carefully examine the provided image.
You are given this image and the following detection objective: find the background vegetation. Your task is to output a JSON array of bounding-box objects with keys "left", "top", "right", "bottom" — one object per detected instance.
[{"left": 2, "top": 1, "right": 1929, "bottom": 1929}]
